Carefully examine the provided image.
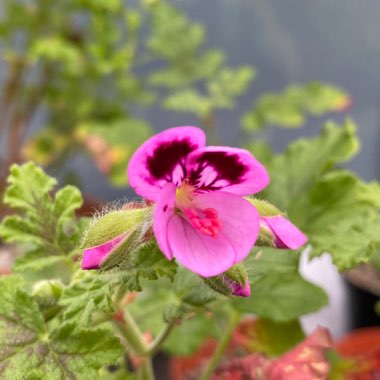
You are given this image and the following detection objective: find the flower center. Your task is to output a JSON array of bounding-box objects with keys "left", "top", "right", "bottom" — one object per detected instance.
[
  {"left": 176, "top": 180, "right": 223, "bottom": 238},
  {"left": 184, "top": 207, "right": 223, "bottom": 238}
]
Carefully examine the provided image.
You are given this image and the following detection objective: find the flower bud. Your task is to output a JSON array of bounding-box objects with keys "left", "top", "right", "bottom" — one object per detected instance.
[
  {"left": 260, "top": 216, "right": 308, "bottom": 250},
  {"left": 32, "top": 279, "right": 64, "bottom": 319},
  {"left": 249, "top": 198, "right": 308, "bottom": 250},
  {"left": 202, "top": 263, "right": 251, "bottom": 298},
  {"left": 81, "top": 206, "right": 152, "bottom": 270}
]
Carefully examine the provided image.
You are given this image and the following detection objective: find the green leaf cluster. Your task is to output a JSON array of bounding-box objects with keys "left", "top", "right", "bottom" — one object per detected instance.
[
  {"left": 0, "top": 162, "right": 84, "bottom": 278},
  {"left": 147, "top": 2, "right": 254, "bottom": 120},
  {"left": 163, "top": 66, "right": 254, "bottom": 118},
  {"left": 127, "top": 268, "right": 224, "bottom": 356},
  {"left": 0, "top": 163, "right": 184, "bottom": 377},
  {"left": 243, "top": 81, "right": 350, "bottom": 131},
  {"left": 0, "top": 163, "right": 327, "bottom": 364},
  {"left": 60, "top": 274, "right": 118, "bottom": 327},
  {"left": 233, "top": 248, "right": 328, "bottom": 321},
  {"left": 257, "top": 120, "right": 380, "bottom": 271},
  {"left": 0, "top": 0, "right": 257, "bottom": 185},
  {"left": 97, "top": 241, "right": 178, "bottom": 292},
  {"left": 0, "top": 275, "right": 123, "bottom": 380}
]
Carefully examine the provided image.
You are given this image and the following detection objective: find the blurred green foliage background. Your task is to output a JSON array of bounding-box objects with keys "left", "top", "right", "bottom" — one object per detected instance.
[{"left": 0, "top": 0, "right": 349, "bottom": 189}]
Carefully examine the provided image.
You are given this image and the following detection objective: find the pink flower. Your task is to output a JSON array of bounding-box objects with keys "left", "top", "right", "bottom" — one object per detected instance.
[
  {"left": 127, "top": 126, "right": 270, "bottom": 277},
  {"left": 260, "top": 215, "right": 308, "bottom": 250}
]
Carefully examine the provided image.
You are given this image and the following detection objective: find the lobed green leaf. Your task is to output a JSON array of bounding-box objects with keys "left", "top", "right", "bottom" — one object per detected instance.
[
  {"left": 0, "top": 163, "right": 84, "bottom": 277},
  {"left": 0, "top": 276, "right": 123, "bottom": 380}
]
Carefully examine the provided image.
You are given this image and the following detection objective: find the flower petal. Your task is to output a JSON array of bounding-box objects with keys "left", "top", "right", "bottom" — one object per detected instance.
[
  {"left": 128, "top": 126, "right": 206, "bottom": 201},
  {"left": 261, "top": 216, "right": 308, "bottom": 250},
  {"left": 186, "top": 146, "right": 269, "bottom": 195},
  {"left": 153, "top": 183, "right": 177, "bottom": 260},
  {"left": 167, "top": 215, "right": 236, "bottom": 277},
  {"left": 81, "top": 234, "right": 125, "bottom": 270},
  {"left": 193, "top": 191, "right": 260, "bottom": 263},
  {"left": 167, "top": 192, "right": 259, "bottom": 277}
]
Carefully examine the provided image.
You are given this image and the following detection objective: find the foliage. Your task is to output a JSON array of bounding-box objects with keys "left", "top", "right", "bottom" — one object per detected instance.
[
  {"left": 0, "top": 275, "right": 123, "bottom": 380},
  {"left": 2, "top": 119, "right": 379, "bottom": 379},
  {"left": 242, "top": 81, "right": 350, "bottom": 131},
  {"left": 233, "top": 249, "right": 328, "bottom": 321},
  {"left": 0, "top": 162, "right": 84, "bottom": 279},
  {"left": 0, "top": 0, "right": 350, "bottom": 185},
  {"left": 0, "top": 163, "right": 185, "bottom": 378},
  {"left": 0, "top": 0, "right": 254, "bottom": 186},
  {"left": 257, "top": 120, "right": 380, "bottom": 270},
  {"left": 2, "top": 161, "right": 326, "bottom": 365}
]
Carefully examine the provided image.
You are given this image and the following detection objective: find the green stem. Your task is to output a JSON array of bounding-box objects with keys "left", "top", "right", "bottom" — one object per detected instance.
[
  {"left": 114, "top": 283, "right": 128, "bottom": 305},
  {"left": 200, "top": 309, "right": 240, "bottom": 380},
  {"left": 115, "top": 310, "right": 175, "bottom": 357},
  {"left": 147, "top": 321, "right": 175, "bottom": 356},
  {"left": 137, "top": 358, "right": 154, "bottom": 380},
  {"left": 113, "top": 308, "right": 155, "bottom": 380},
  {"left": 112, "top": 287, "right": 176, "bottom": 380},
  {"left": 114, "top": 308, "right": 149, "bottom": 355}
]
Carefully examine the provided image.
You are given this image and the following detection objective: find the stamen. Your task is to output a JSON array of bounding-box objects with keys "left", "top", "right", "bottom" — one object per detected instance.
[{"left": 184, "top": 207, "right": 223, "bottom": 238}]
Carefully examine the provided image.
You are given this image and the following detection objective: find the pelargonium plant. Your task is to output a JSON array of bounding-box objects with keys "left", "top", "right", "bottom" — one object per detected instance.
[{"left": 0, "top": 120, "right": 379, "bottom": 379}]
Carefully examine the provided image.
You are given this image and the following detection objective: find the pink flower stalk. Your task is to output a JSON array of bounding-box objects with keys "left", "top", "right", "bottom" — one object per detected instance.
[
  {"left": 260, "top": 215, "right": 308, "bottom": 250},
  {"left": 127, "top": 126, "right": 270, "bottom": 277}
]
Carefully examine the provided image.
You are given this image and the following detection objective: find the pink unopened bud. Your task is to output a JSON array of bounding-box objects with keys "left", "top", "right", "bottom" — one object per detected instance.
[
  {"left": 81, "top": 207, "right": 152, "bottom": 270},
  {"left": 202, "top": 263, "right": 251, "bottom": 298},
  {"left": 260, "top": 215, "right": 308, "bottom": 250},
  {"left": 82, "top": 233, "right": 125, "bottom": 270},
  {"left": 229, "top": 279, "right": 251, "bottom": 297}
]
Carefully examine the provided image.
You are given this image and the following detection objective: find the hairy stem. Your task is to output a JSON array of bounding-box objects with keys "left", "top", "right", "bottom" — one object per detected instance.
[{"left": 200, "top": 309, "right": 240, "bottom": 380}]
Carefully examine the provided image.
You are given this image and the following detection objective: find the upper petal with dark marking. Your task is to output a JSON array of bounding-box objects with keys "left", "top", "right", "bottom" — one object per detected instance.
[
  {"left": 186, "top": 146, "right": 270, "bottom": 195},
  {"left": 128, "top": 126, "right": 206, "bottom": 201}
]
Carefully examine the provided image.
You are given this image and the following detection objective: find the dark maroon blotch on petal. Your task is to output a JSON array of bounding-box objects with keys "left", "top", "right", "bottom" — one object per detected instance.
[
  {"left": 146, "top": 139, "right": 196, "bottom": 181},
  {"left": 189, "top": 151, "right": 248, "bottom": 190}
]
